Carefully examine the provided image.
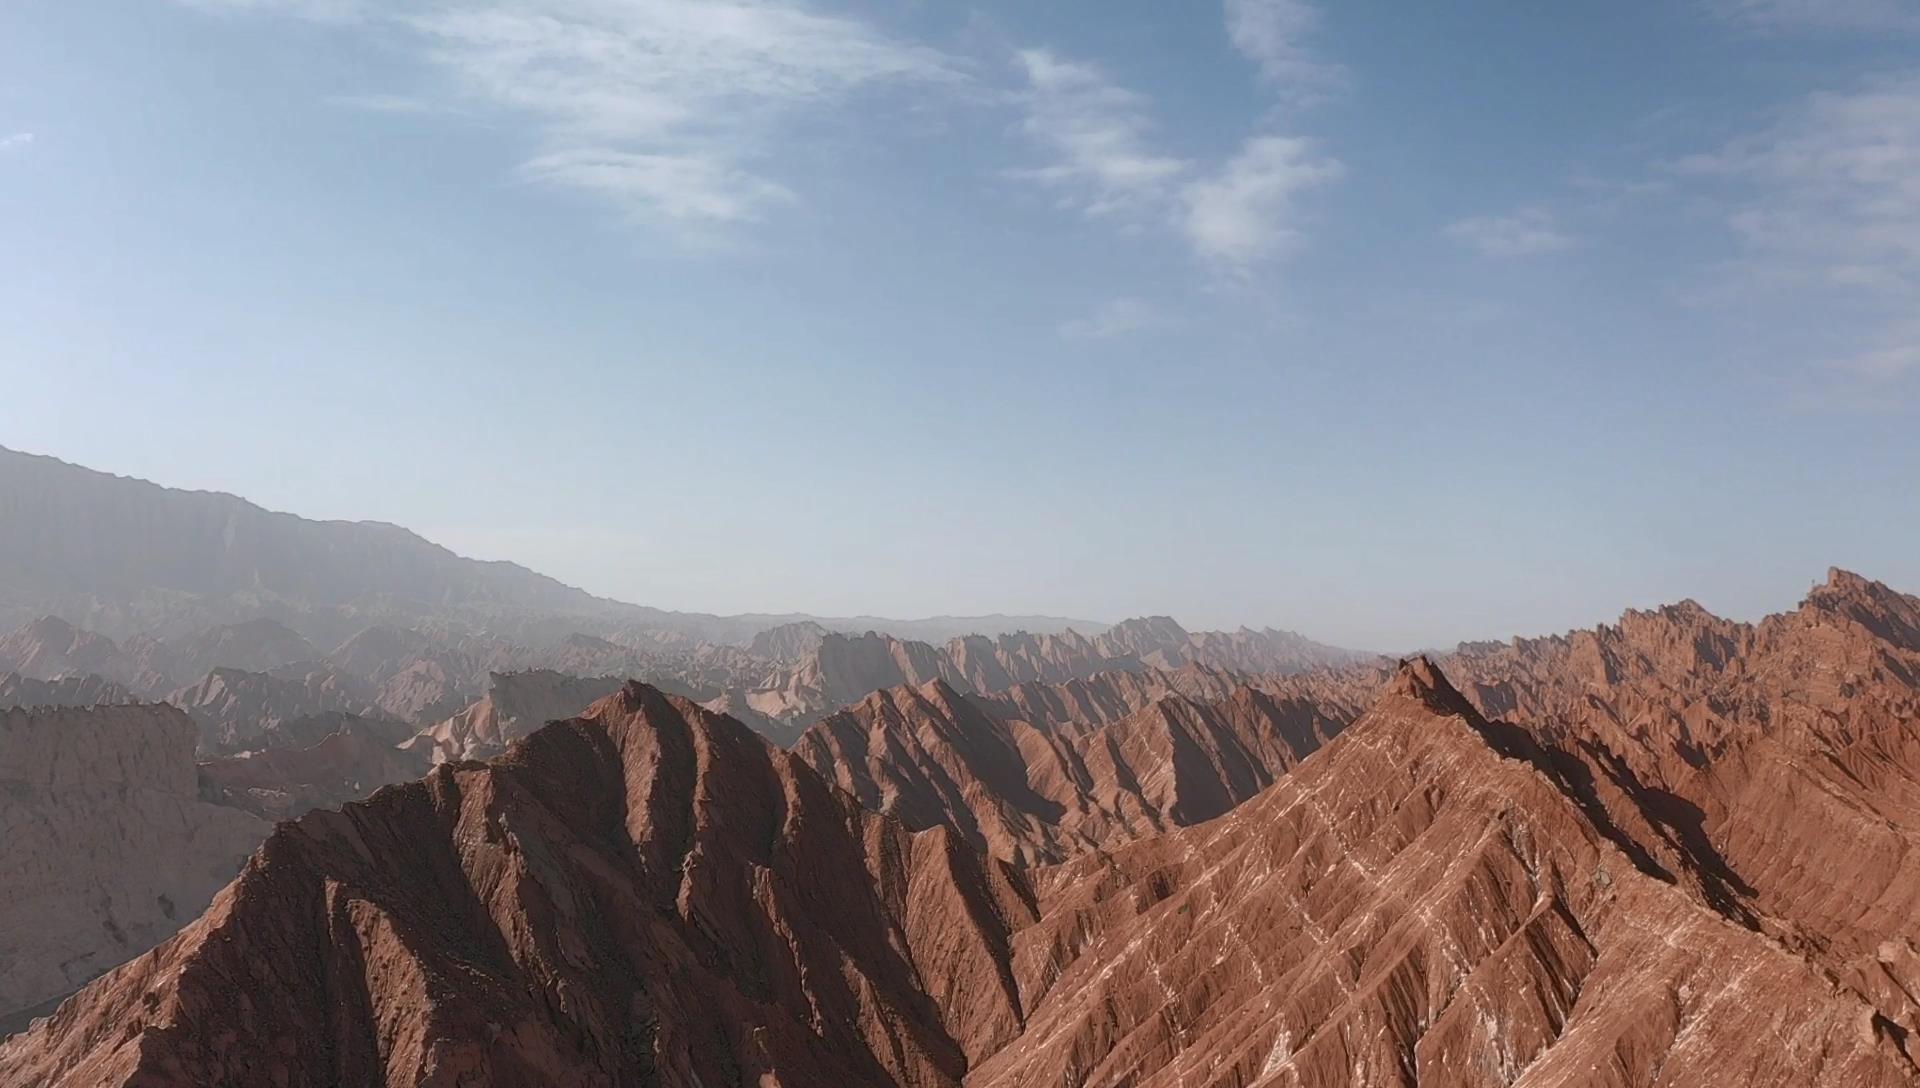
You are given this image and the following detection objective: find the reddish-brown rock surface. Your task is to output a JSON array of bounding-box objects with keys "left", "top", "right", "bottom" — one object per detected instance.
[
  {"left": 794, "top": 672, "right": 1362, "bottom": 865},
  {"left": 0, "top": 684, "right": 1037, "bottom": 1087},
  {"left": 196, "top": 715, "right": 429, "bottom": 821},
  {"left": 406, "top": 669, "right": 628, "bottom": 763},
  {"left": 967, "top": 658, "right": 1916, "bottom": 1087},
  {"left": 7, "top": 571, "right": 1920, "bottom": 1088}
]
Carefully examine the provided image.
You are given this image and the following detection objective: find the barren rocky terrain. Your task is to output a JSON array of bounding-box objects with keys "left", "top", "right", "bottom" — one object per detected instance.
[{"left": 5, "top": 570, "right": 1919, "bottom": 1085}]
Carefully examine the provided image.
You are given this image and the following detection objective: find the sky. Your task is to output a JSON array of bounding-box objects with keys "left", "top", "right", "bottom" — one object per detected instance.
[{"left": 2, "top": 0, "right": 1917, "bottom": 650}]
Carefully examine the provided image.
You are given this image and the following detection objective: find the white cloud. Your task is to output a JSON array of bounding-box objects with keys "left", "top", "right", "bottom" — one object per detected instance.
[
  {"left": 1678, "top": 73, "right": 1920, "bottom": 390},
  {"left": 1833, "top": 335, "right": 1920, "bottom": 381},
  {"left": 1011, "top": 50, "right": 1339, "bottom": 271},
  {"left": 173, "top": 0, "right": 957, "bottom": 231},
  {"left": 326, "top": 93, "right": 447, "bottom": 116},
  {"left": 1223, "top": 0, "right": 1343, "bottom": 90},
  {"left": 1677, "top": 74, "right": 1920, "bottom": 296},
  {"left": 0, "top": 132, "right": 34, "bottom": 152},
  {"left": 1011, "top": 49, "right": 1190, "bottom": 217},
  {"left": 1443, "top": 207, "right": 1575, "bottom": 258},
  {"left": 519, "top": 148, "right": 795, "bottom": 225},
  {"left": 1180, "top": 135, "right": 1342, "bottom": 270},
  {"left": 1059, "top": 297, "right": 1168, "bottom": 340},
  {"left": 1706, "top": 0, "right": 1920, "bottom": 32}
]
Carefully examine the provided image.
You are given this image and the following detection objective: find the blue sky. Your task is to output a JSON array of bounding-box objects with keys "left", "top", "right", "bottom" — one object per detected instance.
[{"left": 2, "top": 0, "right": 1916, "bottom": 649}]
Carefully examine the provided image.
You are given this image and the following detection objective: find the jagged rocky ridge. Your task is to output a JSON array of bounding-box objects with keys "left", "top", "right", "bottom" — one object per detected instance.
[
  {"left": 8, "top": 565, "right": 1920, "bottom": 1086},
  {"left": 793, "top": 666, "right": 1367, "bottom": 865}
]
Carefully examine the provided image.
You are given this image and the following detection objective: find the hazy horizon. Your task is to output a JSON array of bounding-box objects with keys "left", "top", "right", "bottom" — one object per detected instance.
[
  {"left": 0, "top": 439, "right": 1886, "bottom": 656},
  {"left": 4, "top": 1, "right": 1917, "bottom": 648}
]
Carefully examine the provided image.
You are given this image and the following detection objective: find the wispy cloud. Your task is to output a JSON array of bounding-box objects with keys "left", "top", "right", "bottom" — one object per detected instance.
[
  {"left": 1676, "top": 74, "right": 1920, "bottom": 299},
  {"left": 1223, "top": 0, "right": 1344, "bottom": 92},
  {"left": 1705, "top": 0, "right": 1920, "bottom": 32},
  {"left": 1011, "top": 49, "right": 1189, "bottom": 217},
  {"left": 1059, "top": 297, "right": 1169, "bottom": 340},
  {"left": 176, "top": 0, "right": 958, "bottom": 233},
  {"left": 518, "top": 148, "right": 796, "bottom": 225},
  {"left": 1444, "top": 207, "right": 1575, "bottom": 258},
  {"left": 0, "top": 132, "right": 34, "bottom": 152},
  {"left": 1181, "top": 136, "right": 1341, "bottom": 270},
  {"left": 1832, "top": 330, "right": 1920, "bottom": 382},
  {"left": 325, "top": 93, "right": 448, "bottom": 116},
  {"left": 1677, "top": 72, "right": 1920, "bottom": 395},
  {"left": 1011, "top": 4, "right": 1343, "bottom": 274}
]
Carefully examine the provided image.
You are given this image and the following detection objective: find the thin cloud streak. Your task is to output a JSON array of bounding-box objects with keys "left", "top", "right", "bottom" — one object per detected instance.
[
  {"left": 1058, "top": 297, "right": 1169, "bottom": 340},
  {"left": 1012, "top": 0, "right": 1344, "bottom": 274},
  {"left": 174, "top": 0, "right": 960, "bottom": 232},
  {"left": 1705, "top": 0, "right": 1920, "bottom": 32},
  {"left": 1223, "top": 0, "right": 1345, "bottom": 92},
  {"left": 1444, "top": 207, "right": 1575, "bottom": 258},
  {"left": 1677, "top": 72, "right": 1920, "bottom": 395},
  {"left": 1010, "top": 48, "right": 1190, "bottom": 217}
]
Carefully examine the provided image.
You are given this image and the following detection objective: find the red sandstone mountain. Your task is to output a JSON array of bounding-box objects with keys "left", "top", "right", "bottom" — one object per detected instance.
[
  {"left": 9, "top": 571, "right": 1920, "bottom": 1087},
  {"left": 966, "top": 658, "right": 1915, "bottom": 1087},
  {"left": 10, "top": 654, "right": 1916, "bottom": 1086},
  {"left": 0, "top": 684, "right": 1037, "bottom": 1087},
  {"left": 1427, "top": 568, "right": 1920, "bottom": 1049},
  {"left": 793, "top": 672, "right": 1363, "bottom": 865}
]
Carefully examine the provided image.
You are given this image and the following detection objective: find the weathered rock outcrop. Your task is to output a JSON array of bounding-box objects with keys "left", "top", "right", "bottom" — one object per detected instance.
[
  {"left": 405, "top": 669, "right": 626, "bottom": 763},
  {"left": 0, "top": 672, "right": 137, "bottom": 709},
  {"left": 166, "top": 665, "right": 383, "bottom": 753},
  {"left": 197, "top": 715, "right": 427, "bottom": 821},
  {"left": 0, "top": 703, "right": 265, "bottom": 1029}
]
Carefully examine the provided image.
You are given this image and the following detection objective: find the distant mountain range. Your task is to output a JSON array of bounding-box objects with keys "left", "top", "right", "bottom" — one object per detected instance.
[{"left": 0, "top": 445, "right": 1112, "bottom": 647}]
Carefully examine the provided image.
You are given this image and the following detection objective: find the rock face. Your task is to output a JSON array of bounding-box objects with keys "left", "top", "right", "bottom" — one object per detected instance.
[
  {"left": 743, "top": 622, "right": 1371, "bottom": 727},
  {"left": 406, "top": 670, "right": 627, "bottom": 763},
  {"left": 0, "top": 617, "right": 139, "bottom": 690},
  {"left": 965, "top": 658, "right": 1917, "bottom": 1087},
  {"left": 794, "top": 673, "right": 1362, "bottom": 866},
  {"left": 747, "top": 619, "right": 831, "bottom": 662},
  {"left": 12, "top": 569, "right": 1919, "bottom": 1086},
  {"left": 124, "top": 618, "right": 321, "bottom": 692},
  {"left": 1429, "top": 567, "right": 1920, "bottom": 1051},
  {"left": 0, "top": 684, "right": 1036, "bottom": 1087},
  {"left": 0, "top": 672, "right": 137, "bottom": 709},
  {"left": 197, "top": 715, "right": 428, "bottom": 821},
  {"left": 0, "top": 704, "right": 266, "bottom": 1029},
  {"left": 10, "top": 658, "right": 1918, "bottom": 1086},
  {"left": 166, "top": 665, "right": 384, "bottom": 754}
]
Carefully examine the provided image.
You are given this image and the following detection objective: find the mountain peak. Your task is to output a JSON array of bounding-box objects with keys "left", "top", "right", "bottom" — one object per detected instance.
[{"left": 1386, "top": 654, "right": 1478, "bottom": 718}]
